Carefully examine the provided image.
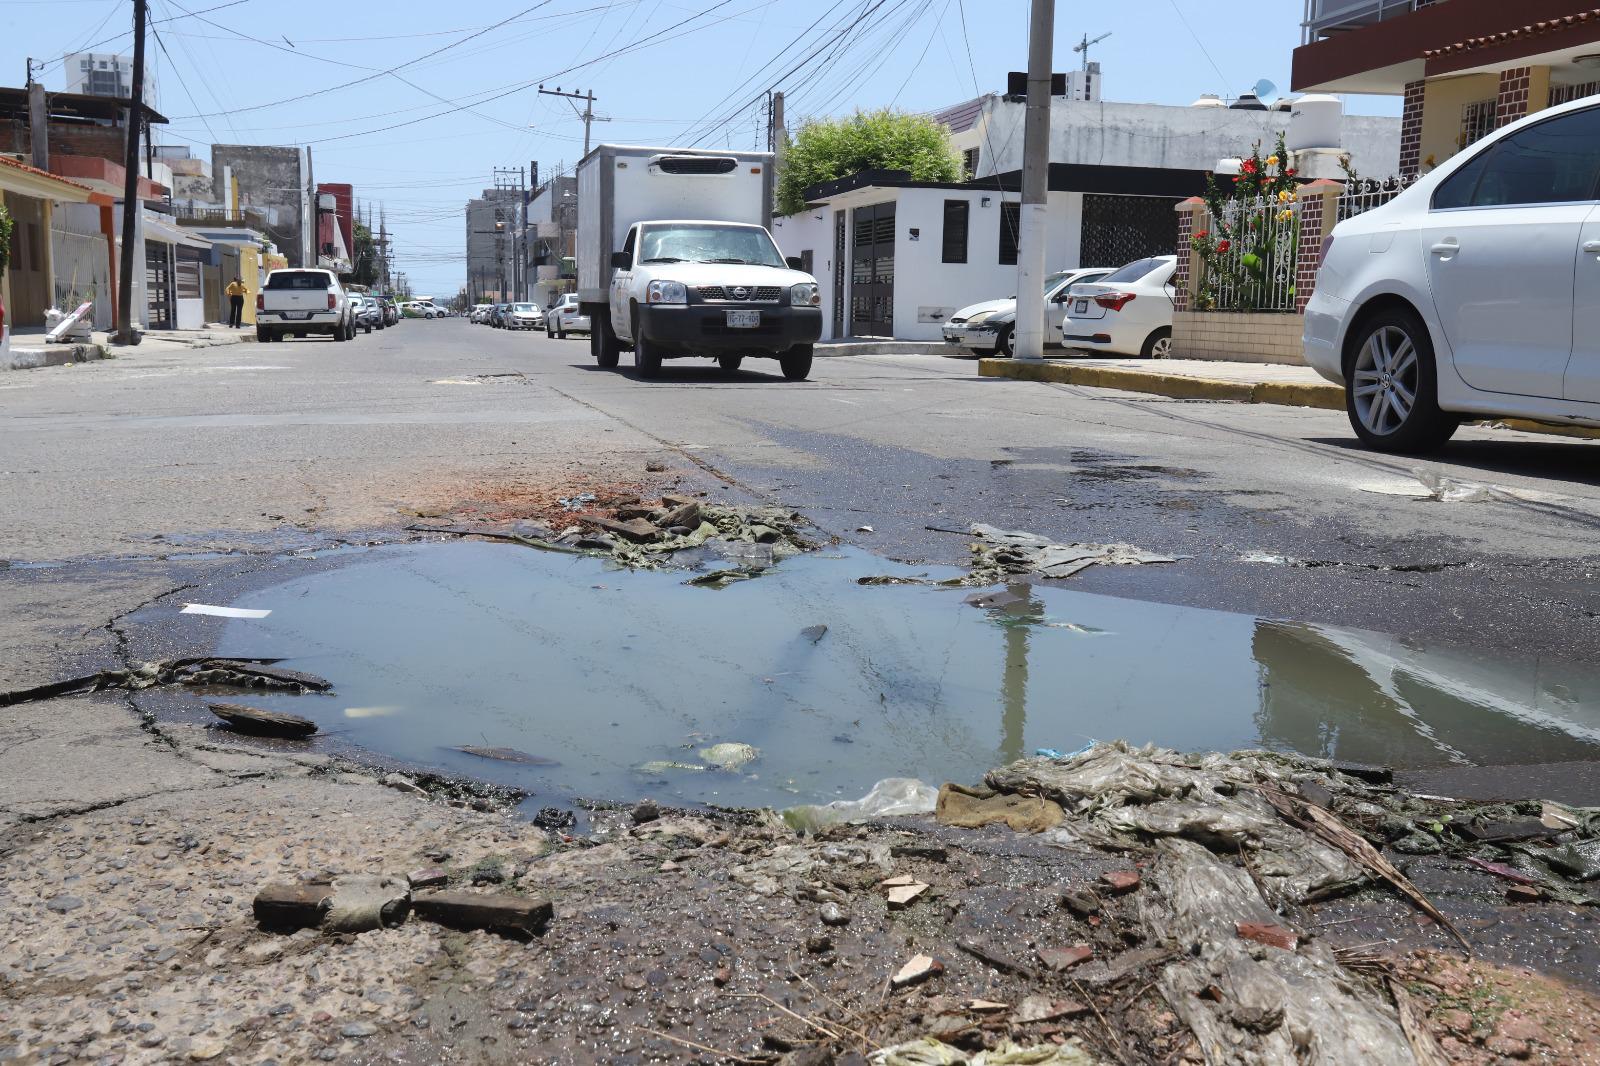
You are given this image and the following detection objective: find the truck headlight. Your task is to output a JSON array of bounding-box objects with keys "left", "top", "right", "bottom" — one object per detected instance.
[
  {"left": 646, "top": 280, "right": 687, "bottom": 304},
  {"left": 790, "top": 282, "right": 820, "bottom": 307}
]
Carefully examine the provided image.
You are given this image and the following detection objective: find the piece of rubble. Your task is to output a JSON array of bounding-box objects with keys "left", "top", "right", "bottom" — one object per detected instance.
[
  {"left": 1059, "top": 890, "right": 1100, "bottom": 917},
  {"left": 1100, "top": 869, "right": 1141, "bottom": 894},
  {"left": 1235, "top": 922, "right": 1298, "bottom": 951},
  {"left": 645, "top": 461, "right": 667, "bottom": 472},
  {"left": 583, "top": 516, "right": 661, "bottom": 543},
  {"left": 891, "top": 954, "right": 944, "bottom": 989},
  {"left": 411, "top": 891, "right": 553, "bottom": 938},
  {"left": 632, "top": 799, "right": 661, "bottom": 824},
  {"left": 208, "top": 702, "right": 317, "bottom": 738},
  {"left": 657, "top": 501, "right": 701, "bottom": 528},
  {"left": 1037, "top": 945, "right": 1094, "bottom": 972},
  {"left": 966, "top": 999, "right": 1010, "bottom": 1013},
  {"left": 821, "top": 902, "right": 851, "bottom": 927},
  {"left": 383, "top": 773, "right": 427, "bottom": 797},
  {"left": 1015, "top": 996, "right": 1089, "bottom": 1024},
  {"left": 885, "top": 882, "right": 930, "bottom": 910},
  {"left": 408, "top": 868, "right": 448, "bottom": 889}
]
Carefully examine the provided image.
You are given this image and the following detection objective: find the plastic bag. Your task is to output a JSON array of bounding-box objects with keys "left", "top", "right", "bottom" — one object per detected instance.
[{"left": 783, "top": 777, "right": 937, "bottom": 833}]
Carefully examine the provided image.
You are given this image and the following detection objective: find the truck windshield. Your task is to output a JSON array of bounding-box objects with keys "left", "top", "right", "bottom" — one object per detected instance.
[{"left": 640, "top": 225, "right": 785, "bottom": 267}]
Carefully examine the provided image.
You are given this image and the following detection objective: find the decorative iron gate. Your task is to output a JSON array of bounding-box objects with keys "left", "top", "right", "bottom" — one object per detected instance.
[
  {"left": 832, "top": 211, "right": 846, "bottom": 337},
  {"left": 850, "top": 201, "right": 895, "bottom": 337},
  {"left": 144, "top": 242, "right": 173, "bottom": 330},
  {"left": 1079, "top": 194, "right": 1180, "bottom": 269}
]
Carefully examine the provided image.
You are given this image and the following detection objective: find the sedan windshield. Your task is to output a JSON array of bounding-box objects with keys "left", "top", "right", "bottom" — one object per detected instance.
[
  {"left": 640, "top": 225, "right": 785, "bottom": 267},
  {"left": 513, "top": 304, "right": 535, "bottom": 312}
]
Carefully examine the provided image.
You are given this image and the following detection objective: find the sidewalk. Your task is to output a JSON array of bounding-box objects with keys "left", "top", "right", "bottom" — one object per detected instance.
[
  {"left": 4, "top": 326, "right": 254, "bottom": 370},
  {"left": 979, "top": 355, "right": 1600, "bottom": 441}
]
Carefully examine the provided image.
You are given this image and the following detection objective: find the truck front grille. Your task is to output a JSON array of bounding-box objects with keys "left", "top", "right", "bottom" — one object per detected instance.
[{"left": 697, "top": 286, "right": 782, "bottom": 303}]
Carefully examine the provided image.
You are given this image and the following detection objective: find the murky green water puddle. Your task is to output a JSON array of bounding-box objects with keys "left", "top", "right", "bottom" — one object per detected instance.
[{"left": 210, "top": 542, "right": 1600, "bottom": 810}]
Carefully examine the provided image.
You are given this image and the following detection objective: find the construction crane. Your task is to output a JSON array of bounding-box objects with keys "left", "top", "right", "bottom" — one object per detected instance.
[{"left": 1073, "top": 31, "right": 1111, "bottom": 71}]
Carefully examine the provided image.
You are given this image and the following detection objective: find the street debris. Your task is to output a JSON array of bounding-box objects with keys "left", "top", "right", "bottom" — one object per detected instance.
[
  {"left": 254, "top": 878, "right": 551, "bottom": 939},
  {"left": 801, "top": 623, "right": 829, "bottom": 644},
  {"left": 698, "top": 741, "right": 761, "bottom": 771},
  {"left": 208, "top": 701, "right": 318, "bottom": 738},
  {"left": 891, "top": 954, "right": 944, "bottom": 988},
  {"left": 872, "top": 1040, "right": 1101, "bottom": 1065},
  {"left": 451, "top": 745, "right": 559, "bottom": 765},
  {"left": 936, "top": 783, "right": 1065, "bottom": 833},
  {"left": 180, "top": 602, "right": 272, "bottom": 619},
  {"left": 784, "top": 777, "right": 939, "bottom": 832},
  {"left": 861, "top": 524, "right": 1176, "bottom": 587},
  {"left": 881, "top": 875, "right": 930, "bottom": 909},
  {"left": 0, "top": 656, "right": 331, "bottom": 708}
]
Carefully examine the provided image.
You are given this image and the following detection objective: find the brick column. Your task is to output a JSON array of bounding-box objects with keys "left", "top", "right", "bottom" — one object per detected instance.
[
  {"left": 1496, "top": 67, "right": 1533, "bottom": 128},
  {"left": 1294, "top": 180, "right": 1344, "bottom": 315},
  {"left": 1173, "top": 197, "right": 1206, "bottom": 313},
  {"left": 1398, "top": 80, "right": 1425, "bottom": 178}
]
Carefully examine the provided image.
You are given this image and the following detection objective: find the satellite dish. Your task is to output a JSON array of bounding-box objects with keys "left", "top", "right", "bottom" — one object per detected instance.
[{"left": 1253, "top": 79, "right": 1279, "bottom": 104}]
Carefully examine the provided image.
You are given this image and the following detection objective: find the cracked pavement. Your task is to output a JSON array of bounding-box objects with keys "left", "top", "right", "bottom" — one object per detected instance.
[{"left": 4, "top": 322, "right": 1600, "bottom": 1062}]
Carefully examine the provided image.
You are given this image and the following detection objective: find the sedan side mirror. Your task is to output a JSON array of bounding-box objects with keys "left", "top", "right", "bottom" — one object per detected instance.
[
  {"left": 785, "top": 256, "right": 804, "bottom": 270},
  {"left": 611, "top": 251, "right": 631, "bottom": 269}
]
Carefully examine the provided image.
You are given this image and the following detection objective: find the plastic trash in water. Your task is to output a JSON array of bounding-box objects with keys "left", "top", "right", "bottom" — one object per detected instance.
[
  {"left": 1035, "top": 741, "right": 1096, "bottom": 761},
  {"left": 181, "top": 603, "right": 271, "bottom": 619},
  {"left": 783, "top": 777, "right": 938, "bottom": 833}
]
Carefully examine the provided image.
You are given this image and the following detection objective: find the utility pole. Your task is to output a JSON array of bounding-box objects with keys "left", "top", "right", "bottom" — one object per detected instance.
[
  {"left": 305, "top": 145, "right": 316, "bottom": 269},
  {"left": 115, "top": 0, "right": 148, "bottom": 345},
  {"left": 26, "top": 62, "right": 48, "bottom": 172},
  {"left": 493, "top": 166, "right": 526, "bottom": 300},
  {"left": 1013, "top": 0, "right": 1055, "bottom": 362},
  {"left": 537, "top": 86, "right": 600, "bottom": 156}
]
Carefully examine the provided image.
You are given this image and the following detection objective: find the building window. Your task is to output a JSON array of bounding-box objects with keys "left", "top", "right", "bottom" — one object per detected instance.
[
  {"left": 998, "top": 202, "right": 1021, "bottom": 265},
  {"left": 1460, "top": 100, "right": 1496, "bottom": 151},
  {"left": 941, "top": 200, "right": 969, "bottom": 264},
  {"left": 962, "top": 147, "right": 980, "bottom": 179},
  {"left": 799, "top": 249, "right": 814, "bottom": 275}
]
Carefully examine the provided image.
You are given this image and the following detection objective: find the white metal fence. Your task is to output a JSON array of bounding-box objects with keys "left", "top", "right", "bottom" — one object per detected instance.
[
  {"left": 1201, "top": 194, "right": 1302, "bottom": 313},
  {"left": 1337, "top": 175, "right": 1418, "bottom": 224}
]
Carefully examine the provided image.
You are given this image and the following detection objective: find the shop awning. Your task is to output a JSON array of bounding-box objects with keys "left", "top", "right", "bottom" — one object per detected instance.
[{"left": 143, "top": 213, "right": 212, "bottom": 250}]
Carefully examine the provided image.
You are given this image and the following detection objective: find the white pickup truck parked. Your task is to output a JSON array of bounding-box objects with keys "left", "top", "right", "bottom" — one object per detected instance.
[
  {"left": 577, "top": 145, "right": 822, "bottom": 380},
  {"left": 256, "top": 268, "right": 353, "bottom": 342}
]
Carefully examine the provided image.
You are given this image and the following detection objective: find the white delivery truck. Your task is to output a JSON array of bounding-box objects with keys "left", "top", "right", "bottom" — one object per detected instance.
[{"left": 577, "top": 145, "right": 822, "bottom": 380}]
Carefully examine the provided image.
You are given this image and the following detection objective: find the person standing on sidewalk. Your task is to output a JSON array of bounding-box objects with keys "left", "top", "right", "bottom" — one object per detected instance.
[{"left": 225, "top": 276, "right": 248, "bottom": 329}]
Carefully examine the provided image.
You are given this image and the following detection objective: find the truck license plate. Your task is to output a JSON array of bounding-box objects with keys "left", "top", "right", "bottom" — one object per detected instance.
[
  {"left": 726, "top": 310, "right": 760, "bottom": 329},
  {"left": 284, "top": 311, "right": 310, "bottom": 320}
]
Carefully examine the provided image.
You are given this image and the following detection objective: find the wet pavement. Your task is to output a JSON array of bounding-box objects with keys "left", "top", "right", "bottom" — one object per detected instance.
[{"left": 120, "top": 538, "right": 1600, "bottom": 815}]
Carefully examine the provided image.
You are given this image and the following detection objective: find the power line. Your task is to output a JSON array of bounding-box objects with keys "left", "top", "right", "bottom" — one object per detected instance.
[{"left": 149, "top": 25, "right": 217, "bottom": 144}]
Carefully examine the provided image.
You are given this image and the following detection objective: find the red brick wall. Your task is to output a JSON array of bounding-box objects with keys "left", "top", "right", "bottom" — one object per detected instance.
[
  {"left": 1496, "top": 67, "right": 1532, "bottom": 127},
  {"left": 1399, "top": 80, "right": 1425, "bottom": 178},
  {"left": 1295, "top": 203, "right": 1325, "bottom": 315},
  {"left": 1173, "top": 208, "right": 1194, "bottom": 312},
  {"left": 4, "top": 121, "right": 128, "bottom": 163}
]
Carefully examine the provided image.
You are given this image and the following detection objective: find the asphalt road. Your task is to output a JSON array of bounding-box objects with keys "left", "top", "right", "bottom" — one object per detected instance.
[{"left": 3, "top": 315, "right": 1599, "bottom": 696}]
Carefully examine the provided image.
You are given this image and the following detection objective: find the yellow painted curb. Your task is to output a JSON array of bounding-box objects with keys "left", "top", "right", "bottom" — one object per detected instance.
[
  {"left": 1252, "top": 381, "right": 1344, "bottom": 411},
  {"left": 1493, "top": 418, "right": 1600, "bottom": 441}
]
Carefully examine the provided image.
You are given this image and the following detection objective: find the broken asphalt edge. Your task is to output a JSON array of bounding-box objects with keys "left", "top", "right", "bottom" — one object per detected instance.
[{"left": 977, "top": 357, "right": 1600, "bottom": 442}]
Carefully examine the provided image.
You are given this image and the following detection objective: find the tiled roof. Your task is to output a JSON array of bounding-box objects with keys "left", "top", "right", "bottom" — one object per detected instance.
[
  {"left": 932, "top": 96, "right": 986, "bottom": 133},
  {"left": 1423, "top": 9, "right": 1600, "bottom": 58},
  {"left": 0, "top": 153, "right": 95, "bottom": 192}
]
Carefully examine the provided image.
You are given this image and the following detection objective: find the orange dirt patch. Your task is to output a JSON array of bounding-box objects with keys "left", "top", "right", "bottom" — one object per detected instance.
[
  {"left": 1397, "top": 950, "right": 1600, "bottom": 1064},
  {"left": 396, "top": 473, "right": 664, "bottom": 531}
]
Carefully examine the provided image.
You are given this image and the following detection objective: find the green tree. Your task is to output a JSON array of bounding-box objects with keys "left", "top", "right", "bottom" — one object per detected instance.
[
  {"left": 344, "top": 221, "right": 380, "bottom": 288},
  {"left": 778, "top": 109, "right": 961, "bottom": 216}
]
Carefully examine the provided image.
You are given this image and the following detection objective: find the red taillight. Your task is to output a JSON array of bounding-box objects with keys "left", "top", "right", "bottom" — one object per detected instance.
[
  {"left": 328, "top": 293, "right": 337, "bottom": 310},
  {"left": 1093, "top": 292, "right": 1137, "bottom": 312},
  {"left": 1318, "top": 234, "right": 1335, "bottom": 270},
  {"left": 255, "top": 294, "right": 264, "bottom": 311}
]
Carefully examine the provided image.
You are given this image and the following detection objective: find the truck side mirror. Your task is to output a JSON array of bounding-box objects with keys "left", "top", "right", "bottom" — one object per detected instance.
[
  {"left": 786, "top": 256, "right": 804, "bottom": 270},
  {"left": 611, "top": 251, "right": 631, "bottom": 269}
]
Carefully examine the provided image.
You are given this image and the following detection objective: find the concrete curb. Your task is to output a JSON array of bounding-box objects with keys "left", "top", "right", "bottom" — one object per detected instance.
[
  {"left": 818, "top": 340, "right": 950, "bottom": 357},
  {"left": 3, "top": 342, "right": 111, "bottom": 372},
  {"left": 978, "top": 357, "right": 1343, "bottom": 410},
  {"left": 978, "top": 358, "right": 1600, "bottom": 441}
]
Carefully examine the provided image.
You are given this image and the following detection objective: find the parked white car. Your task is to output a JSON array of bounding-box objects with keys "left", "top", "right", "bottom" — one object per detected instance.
[
  {"left": 505, "top": 303, "right": 544, "bottom": 330},
  {"left": 470, "top": 303, "right": 492, "bottom": 324},
  {"left": 943, "top": 268, "right": 1115, "bottom": 356},
  {"left": 1058, "top": 255, "right": 1178, "bottom": 358},
  {"left": 1306, "top": 95, "right": 1600, "bottom": 452},
  {"left": 256, "top": 268, "right": 353, "bottom": 342},
  {"left": 547, "top": 294, "right": 590, "bottom": 338}
]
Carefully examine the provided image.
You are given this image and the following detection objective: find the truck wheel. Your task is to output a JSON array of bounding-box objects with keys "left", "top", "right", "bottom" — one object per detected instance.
[
  {"left": 593, "top": 315, "right": 621, "bottom": 368},
  {"left": 718, "top": 354, "right": 743, "bottom": 374},
  {"left": 630, "top": 308, "right": 661, "bottom": 378},
  {"left": 780, "top": 344, "right": 813, "bottom": 381},
  {"left": 334, "top": 323, "right": 348, "bottom": 342},
  {"left": 256, "top": 327, "right": 269, "bottom": 343}
]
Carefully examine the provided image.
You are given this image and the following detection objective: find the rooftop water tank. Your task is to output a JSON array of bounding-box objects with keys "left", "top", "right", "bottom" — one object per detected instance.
[
  {"left": 1191, "top": 93, "right": 1226, "bottom": 108},
  {"left": 1230, "top": 92, "right": 1268, "bottom": 111},
  {"left": 1287, "top": 93, "right": 1342, "bottom": 152}
]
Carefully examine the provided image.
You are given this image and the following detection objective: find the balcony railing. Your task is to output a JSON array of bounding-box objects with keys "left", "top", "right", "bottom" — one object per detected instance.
[{"left": 1302, "top": 0, "right": 1434, "bottom": 43}]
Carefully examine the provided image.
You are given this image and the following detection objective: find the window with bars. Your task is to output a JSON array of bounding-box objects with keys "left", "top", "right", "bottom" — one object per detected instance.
[
  {"left": 998, "top": 202, "right": 1021, "bottom": 265},
  {"left": 941, "top": 200, "right": 969, "bottom": 264},
  {"left": 962, "top": 147, "right": 980, "bottom": 179},
  {"left": 1460, "top": 100, "right": 1496, "bottom": 151}
]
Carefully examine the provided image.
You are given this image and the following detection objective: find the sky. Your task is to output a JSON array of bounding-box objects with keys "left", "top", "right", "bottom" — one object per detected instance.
[{"left": 1, "top": 0, "right": 1403, "bottom": 298}]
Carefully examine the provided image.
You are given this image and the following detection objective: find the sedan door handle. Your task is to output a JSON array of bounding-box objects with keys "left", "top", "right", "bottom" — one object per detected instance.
[
  {"left": 1430, "top": 239, "right": 1460, "bottom": 256},
  {"left": 1585, "top": 240, "right": 1600, "bottom": 254}
]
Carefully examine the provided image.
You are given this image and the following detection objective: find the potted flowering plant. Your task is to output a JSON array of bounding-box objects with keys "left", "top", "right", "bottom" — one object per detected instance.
[{"left": 1188, "top": 133, "right": 1301, "bottom": 312}]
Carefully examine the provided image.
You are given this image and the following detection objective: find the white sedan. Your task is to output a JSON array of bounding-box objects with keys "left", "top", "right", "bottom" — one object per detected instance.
[
  {"left": 546, "top": 296, "right": 590, "bottom": 338},
  {"left": 1058, "top": 255, "right": 1178, "bottom": 358},
  {"left": 942, "top": 268, "right": 1114, "bottom": 356},
  {"left": 504, "top": 303, "right": 545, "bottom": 330},
  {"left": 1305, "top": 94, "right": 1600, "bottom": 452}
]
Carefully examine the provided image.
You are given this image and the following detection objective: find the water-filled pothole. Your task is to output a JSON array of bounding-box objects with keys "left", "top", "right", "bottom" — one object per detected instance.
[{"left": 194, "top": 541, "right": 1600, "bottom": 811}]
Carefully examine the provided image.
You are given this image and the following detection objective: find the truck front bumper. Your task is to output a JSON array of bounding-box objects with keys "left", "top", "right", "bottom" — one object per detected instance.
[{"left": 639, "top": 305, "right": 822, "bottom": 353}]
